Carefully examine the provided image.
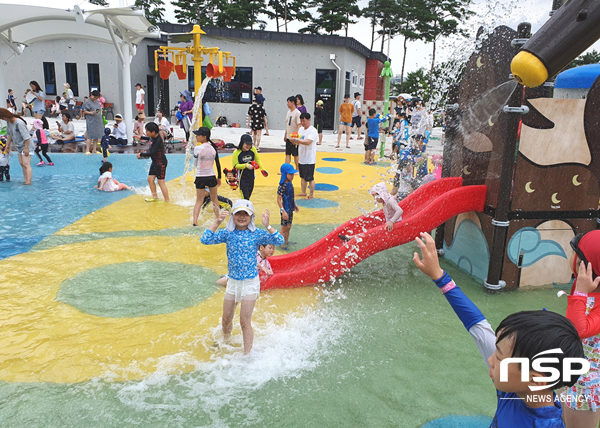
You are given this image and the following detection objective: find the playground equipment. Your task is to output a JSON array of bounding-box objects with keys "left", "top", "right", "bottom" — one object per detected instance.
[
  {"left": 263, "top": 178, "right": 487, "bottom": 289},
  {"left": 438, "top": 0, "right": 600, "bottom": 290},
  {"left": 511, "top": 0, "right": 600, "bottom": 87},
  {"left": 154, "top": 25, "right": 236, "bottom": 97},
  {"left": 379, "top": 61, "right": 393, "bottom": 158}
]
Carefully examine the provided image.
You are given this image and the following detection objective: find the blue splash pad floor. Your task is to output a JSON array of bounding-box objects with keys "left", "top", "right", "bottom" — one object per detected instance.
[{"left": 0, "top": 154, "right": 185, "bottom": 259}]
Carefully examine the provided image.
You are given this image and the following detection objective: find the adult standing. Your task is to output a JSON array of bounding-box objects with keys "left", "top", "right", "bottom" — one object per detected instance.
[
  {"left": 64, "top": 83, "right": 76, "bottom": 118},
  {"left": 178, "top": 90, "right": 194, "bottom": 143},
  {"left": 296, "top": 94, "right": 307, "bottom": 114},
  {"left": 247, "top": 97, "right": 266, "bottom": 151},
  {"left": 336, "top": 94, "right": 353, "bottom": 149},
  {"left": 283, "top": 96, "right": 301, "bottom": 170},
  {"left": 82, "top": 90, "right": 104, "bottom": 155},
  {"left": 51, "top": 113, "right": 76, "bottom": 142},
  {"left": 351, "top": 92, "right": 363, "bottom": 140},
  {"left": 293, "top": 112, "right": 318, "bottom": 199},
  {"left": 29, "top": 81, "right": 45, "bottom": 119},
  {"left": 135, "top": 83, "right": 145, "bottom": 115},
  {"left": 0, "top": 108, "right": 33, "bottom": 184},
  {"left": 254, "top": 86, "right": 269, "bottom": 136},
  {"left": 313, "top": 100, "right": 325, "bottom": 145}
]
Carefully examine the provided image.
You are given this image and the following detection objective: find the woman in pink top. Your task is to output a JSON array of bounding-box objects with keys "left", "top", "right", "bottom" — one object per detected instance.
[{"left": 192, "top": 127, "right": 222, "bottom": 225}]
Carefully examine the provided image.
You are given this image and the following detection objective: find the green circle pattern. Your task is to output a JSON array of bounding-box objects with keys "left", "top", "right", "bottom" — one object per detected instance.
[{"left": 57, "top": 262, "right": 221, "bottom": 318}]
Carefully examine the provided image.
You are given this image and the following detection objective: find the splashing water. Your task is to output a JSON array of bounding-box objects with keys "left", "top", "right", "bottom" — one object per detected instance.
[
  {"left": 182, "top": 76, "right": 213, "bottom": 184},
  {"left": 457, "top": 80, "right": 518, "bottom": 137}
]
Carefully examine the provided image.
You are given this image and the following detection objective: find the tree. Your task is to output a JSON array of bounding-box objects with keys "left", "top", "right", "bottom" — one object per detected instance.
[
  {"left": 395, "top": 68, "right": 430, "bottom": 101},
  {"left": 564, "top": 50, "right": 600, "bottom": 70},
  {"left": 215, "top": 0, "right": 266, "bottom": 29},
  {"left": 397, "top": 0, "right": 430, "bottom": 91},
  {"left": 299, "top": 0, "right": 361, "bottom": 36},
  {"left": 134, "top": 0, "right": 166, "bottom": 26},
  {"left": 419, "top": 0, "right": 474, "bottom": 89},
  {"left": 264, "top": 0, "right": 310, "bottom": 32},
  {"left": 173, "top": 0, "right": 218, "bottom": 26}
]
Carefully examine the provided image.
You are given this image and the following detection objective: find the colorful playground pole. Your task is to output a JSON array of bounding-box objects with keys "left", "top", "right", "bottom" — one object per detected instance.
[{"left": 380, "top": 60, "right": 393, "bottom": 159}]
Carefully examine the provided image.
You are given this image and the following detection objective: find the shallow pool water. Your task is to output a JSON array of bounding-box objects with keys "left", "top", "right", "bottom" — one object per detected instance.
[{"left": 0, "top": 154, "right": 569, "bottom": 427}]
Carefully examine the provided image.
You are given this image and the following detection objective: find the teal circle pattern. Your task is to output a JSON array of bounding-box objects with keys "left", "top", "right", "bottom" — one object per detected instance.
[
  {"left": 316, "top": 167, "right": 343, "bottom": 174},
  {"left": 57, "top": 261, "right": 221, "bottom": 318},
  {"left": 315, "top": 183, "right": 339, "bottom": 191},
  {"left": 295, "top": 198, "right": 339, "bottom": 209},
  {"left": 322, "top": 157, "right": 347, "bottom": 162}
]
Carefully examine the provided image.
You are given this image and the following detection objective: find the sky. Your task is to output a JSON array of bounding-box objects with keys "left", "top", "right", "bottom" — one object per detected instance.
[{"left": 6, "top": 0, "right": 600, "bottom": 77}]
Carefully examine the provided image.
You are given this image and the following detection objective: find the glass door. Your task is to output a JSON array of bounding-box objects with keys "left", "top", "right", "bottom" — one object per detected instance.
[{"left": 315, "top": 69, "right": 337, "bottom": 130}]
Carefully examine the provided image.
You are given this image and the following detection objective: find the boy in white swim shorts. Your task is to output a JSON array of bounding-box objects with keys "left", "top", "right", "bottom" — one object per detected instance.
[{"left": 201, "top": 199, "right": 284, "bottom": 354}]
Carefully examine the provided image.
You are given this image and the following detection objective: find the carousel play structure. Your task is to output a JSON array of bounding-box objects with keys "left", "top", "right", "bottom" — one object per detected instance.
[{"left": 436, "top": 0, "right": 600, "bottom": 290}]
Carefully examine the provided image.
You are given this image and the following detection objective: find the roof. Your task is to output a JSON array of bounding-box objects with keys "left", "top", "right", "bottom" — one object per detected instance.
[
  {"left": 159, "top": 23, "right": 389, "bottom": 63},
  {"left": 555, "top": 64, "right": 600, "bottom": 89},
  {"left": 0, "top": 4, "right": 160, "bottom": 50}
]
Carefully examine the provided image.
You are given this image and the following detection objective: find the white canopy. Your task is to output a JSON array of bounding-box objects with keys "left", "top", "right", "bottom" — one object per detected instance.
[{"left": 0, "top": 4, "right": 160, "bottom": 141}]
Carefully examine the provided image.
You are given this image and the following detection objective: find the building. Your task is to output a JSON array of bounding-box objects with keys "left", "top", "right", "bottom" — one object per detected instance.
[{"left": 2, "top": 6, "right": 387, "bottom": 131}]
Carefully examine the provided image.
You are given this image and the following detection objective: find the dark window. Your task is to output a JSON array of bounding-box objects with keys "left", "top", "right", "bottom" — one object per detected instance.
[
  {"left": 43, "top": 62, "right": 56, "bottom": 95},
  {"left": 65, "top": 63, "right": 79, "bottom": 97},
  {"left": 345, "top": 71, "right": 351, "bottom": 80},
  {"left": 188, "top": 66, "right": 252, "bottom": 104},
  {"left": 87, "top": 64, "right": 101, "bottom": 93}
]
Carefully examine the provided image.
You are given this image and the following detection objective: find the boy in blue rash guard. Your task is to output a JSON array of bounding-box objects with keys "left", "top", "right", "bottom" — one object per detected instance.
[
  {"left": 201, "top": 199, "right": 284, "bottom": 354},
  {"left": 364, "top": 109, "right": 390, "bottom": 165},
  {"left": 413, "top": 232, "right": 586, "bottom": 428}
]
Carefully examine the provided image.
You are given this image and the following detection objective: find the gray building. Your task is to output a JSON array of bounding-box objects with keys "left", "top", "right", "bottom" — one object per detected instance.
[{"left": 4, "top": 15, "right": 387, "bottom": 131}]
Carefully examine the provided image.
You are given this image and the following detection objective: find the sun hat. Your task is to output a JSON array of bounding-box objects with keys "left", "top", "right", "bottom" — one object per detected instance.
[
  {"left": 32, "top": 119, "right": 44, "bottom": 130},
  {"left": 279, "top": 163, "right": 298, "bottom": 184},
  {"left": 115, "top": 114, "right": 123, "bottom": 120},
  {"left": 316, "top": 100, "right": 324, "bottom": 106},
  {"left": 226, "top": 199, "right": 256, "bottom": 231},
  {"left": 240, "top": 134, "right": 253, "bottom": 145},
  {"left": 63, "top": 83, "right": 70, "bottom": 89},
  {"left": 138, "top": 113, "right": 146, "bottom": 120},
  {"left": 179, "top": 90, "right": 192, "bottom": 102}
]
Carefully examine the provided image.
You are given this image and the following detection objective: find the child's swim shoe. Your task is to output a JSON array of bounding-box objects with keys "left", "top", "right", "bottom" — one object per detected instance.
[
  {"left": 339, "top": 234, "right": 351, "bottom": 242},
  {"left": 261, "top": 170, "right": 268, "bottom": 177},
  {"left": 85, "top": 152, "right": 91, "bottom": 155},
  {"left": 48, "top": 162, "right": 54, "bottom": 166},
  {"left": 37, "top": 161, "right": 45, "bottom": 166},
  {"left": 145, "top": 197, "right": 158, "bottom": 202}
]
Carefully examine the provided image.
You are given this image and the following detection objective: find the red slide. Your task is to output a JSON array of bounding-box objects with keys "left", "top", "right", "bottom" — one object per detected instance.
[{"left": 262, "top": 177, "right": 487, "bottom": 290}]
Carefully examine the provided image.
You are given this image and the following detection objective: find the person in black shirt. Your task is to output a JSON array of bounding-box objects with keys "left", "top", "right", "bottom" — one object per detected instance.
[{"left": 137, "top": 122, "right": 170, "bottom": 202}]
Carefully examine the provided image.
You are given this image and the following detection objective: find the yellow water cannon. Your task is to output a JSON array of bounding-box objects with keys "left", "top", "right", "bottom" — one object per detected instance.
[{"left": 511, "top": 0, "right": 600, "bottom": 88}]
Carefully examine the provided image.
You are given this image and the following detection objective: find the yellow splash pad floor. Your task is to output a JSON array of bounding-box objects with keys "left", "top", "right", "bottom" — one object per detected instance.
[{"left": 0, "top": 153, "right": 395, "bottom": 383}]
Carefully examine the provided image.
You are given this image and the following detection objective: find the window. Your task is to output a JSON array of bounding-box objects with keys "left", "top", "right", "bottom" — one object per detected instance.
[
  {"left": 188, "top": 66, "right": 252, "bottom": 104},
  {"left": 352, "top": 73, "right": 358, "bottom": 86},
  {"left": 65, "top": 63, "right": 79, "bottom": 97},
  {"left": 360, "top": 75, "right": 365, "bottom": 88},
  {"left": 87, "top": 64, "right": 100, "bottom": 93},
  {"left": 43, "top": 62, "right": 56, "bottom": 95},
  {"left": 345, "top": 71, "right": 351, "bottom": 80}
]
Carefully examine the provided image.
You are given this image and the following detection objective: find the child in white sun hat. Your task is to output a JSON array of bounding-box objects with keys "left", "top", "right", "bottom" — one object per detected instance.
[{"left": 201, "top": 199, "right": 284, "bottom": 354}]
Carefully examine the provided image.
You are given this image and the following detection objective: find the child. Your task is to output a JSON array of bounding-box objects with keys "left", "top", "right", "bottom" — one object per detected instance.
[
  {"left": 33, "top": 119, "right": 53, "bottom": 166},
  {"left": 392, "top": 113, "right": 409, "bottom": 159},
  {"left": 339, "top": 182, "right": 403, "bottom": 242},
  {"left": 216, "top": 243, "right": 275, "bottom": 286},
  {"left": 414, "top": 232, "right": 585, "bottom": 427},
  {"left": 95, "top": 161, "right": 130, "bottom": 191},
  {"left": 137, "top": 122, "right": 170, "bottom": 203},
  {"left": 563, "top": 230, "right": 600, "bottom": 427},
  {"left": 50, "top": 96, "right": 61, "bottom": 117},
  {"left": 233, "top": 133, "right": 266, "bottom": 200},
  {"left": 0, "top": 140, "right": 12, "bottom": 182},
  {"left": 277, "top": 163, "right": 300, "bottom": 249},
  {"left": 201, "top": 199, "right": 284, "bottom": 354},
  {"left": 192, "top": 127, "right": 221, "bottom": 224},
  {"left": 364, "top": 109, "right": 389, "bottom": 165},
  {"left": 6, "top": 89, "right": 16, "bottom": 113},
  {"left": 100, "top": 128, "right": 112, "bottom": 163}
]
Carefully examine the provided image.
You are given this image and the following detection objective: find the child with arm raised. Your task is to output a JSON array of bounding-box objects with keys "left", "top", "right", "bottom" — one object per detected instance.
[{"left": 413, "top": 232, "right": 586, "bottom": 427}]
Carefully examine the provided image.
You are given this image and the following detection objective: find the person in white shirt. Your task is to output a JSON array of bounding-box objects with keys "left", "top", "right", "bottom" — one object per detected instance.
[
  {"left": 291, "top": 112, "right": 318, "bottom": 199},
  {"left": 351, "top": 92, "right": 363, "bottom": 140},
  {"left": 135, "top": 83, "right": 145, "bottom": 114},
  {"left": 50, "top": 112, "right": 76, "bottom": 142},
  {"left": 110, "top": 114, "right": 128, "bottom": 146},
  {"left": 64, "top": 83, "right": 76, "bottom": 117},
  {"left": 153, "top": 109, "right": 171, "bottom": 143}
]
